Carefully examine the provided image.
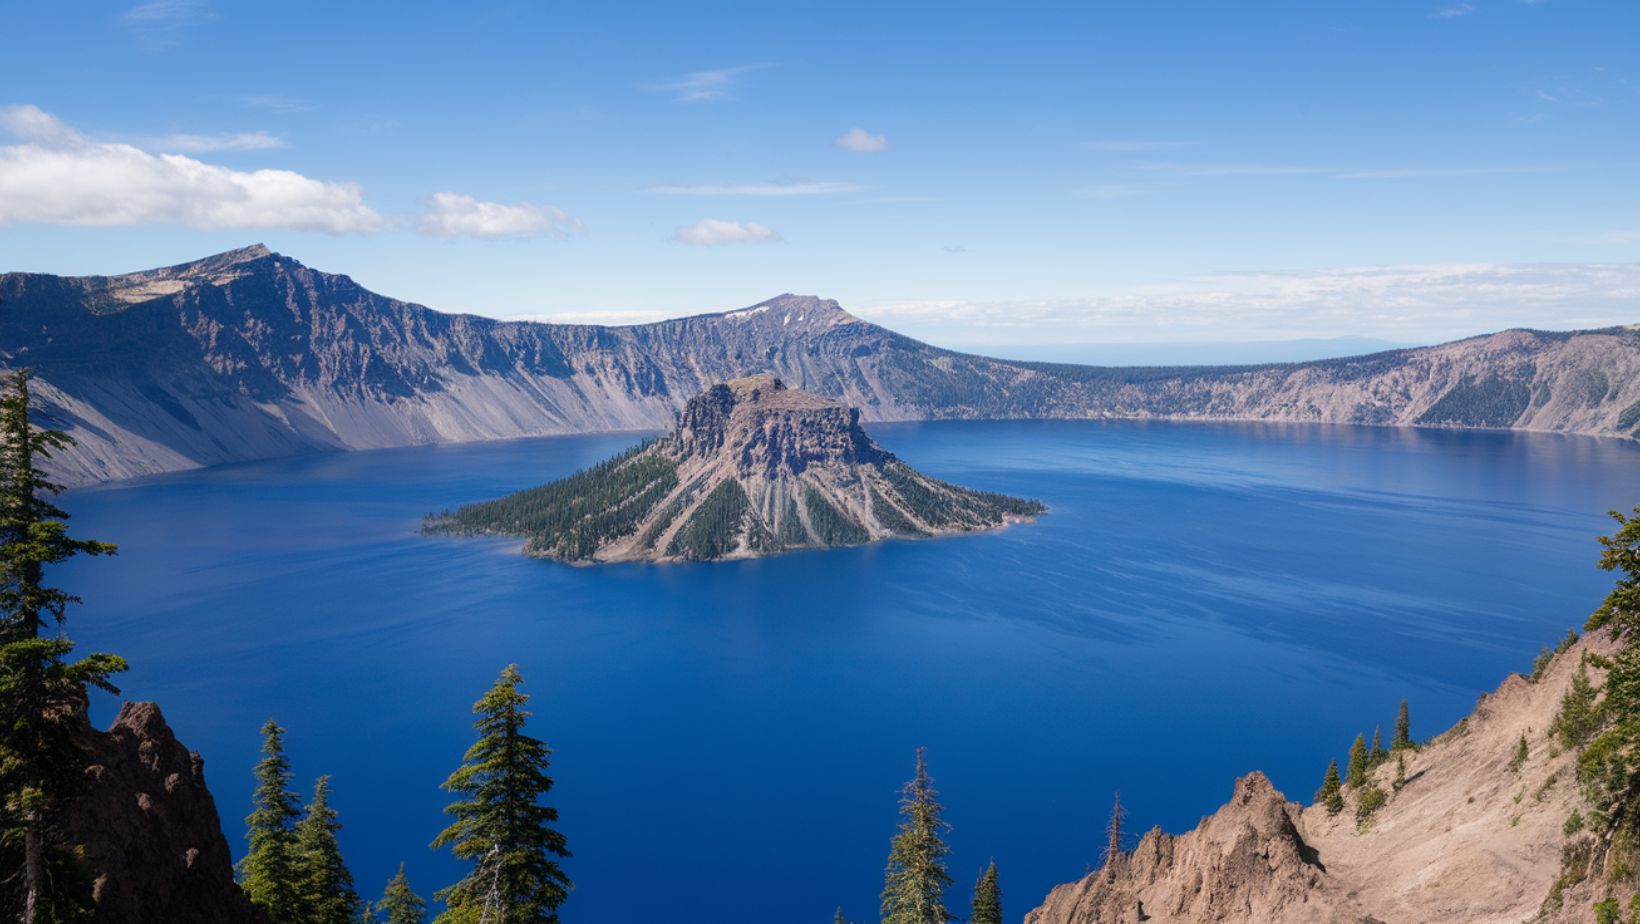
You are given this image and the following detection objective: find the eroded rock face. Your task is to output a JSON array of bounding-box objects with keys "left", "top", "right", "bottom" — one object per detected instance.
[
  {"left": 63, "top": 702, "right": 259, "bottom": 924},
  {"left": 1026, "top": 631, "right": 1633, "bottom": 924},
  {"left": 427, "top": 375, "right": 1045, "bottom": 562},
  {"left": 1026, "top": 773, "right": 1369, "bottom": 924}
]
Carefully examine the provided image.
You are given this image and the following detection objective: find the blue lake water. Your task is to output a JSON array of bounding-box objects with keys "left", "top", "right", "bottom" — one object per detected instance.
[{"left": 59, "top": 420, "right": 1640, "bottom": 922}]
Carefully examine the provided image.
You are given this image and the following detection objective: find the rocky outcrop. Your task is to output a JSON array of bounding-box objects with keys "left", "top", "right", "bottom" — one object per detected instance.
[
  {"left": 426, "top": 374, "right": 1044, "bottom": 562},
  {"left": 63, "top": 702, "right": 259, "bottom": 924},
  {"left": 1027, "top": 774, "right": 1367, "bottom": 924},
  {"left": 5, "top": 246, "right": 1639, "bottom": 488},
  {"left": 1026, "top": 631, "right": 1631, "bottom": 924}
]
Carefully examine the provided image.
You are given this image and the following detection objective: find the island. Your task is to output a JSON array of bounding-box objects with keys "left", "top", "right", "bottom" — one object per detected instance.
[{"left": 423, "top": 374, "right": 1046, "bottom": 562}]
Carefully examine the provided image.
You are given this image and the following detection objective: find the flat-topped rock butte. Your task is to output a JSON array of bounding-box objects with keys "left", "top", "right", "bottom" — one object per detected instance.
[{"left": 424, "top": 374, "right": 1045, "bottom": 562}]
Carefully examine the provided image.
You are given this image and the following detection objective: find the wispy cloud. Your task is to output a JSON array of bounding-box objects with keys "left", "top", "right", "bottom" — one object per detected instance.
[
  {"left": 0, "top": 104, "right": 377, "bottom": 232},
  {"left": 122, "top": 0, "right": 209, "bottom": 47},
  {"left": 645, "top": 65, "right": 768, "bottom": 103},
  {"left": 645, "top": 180, "right": 860, "bottom": 196},
  {"left": 1079, "top": 140, "right": 1189, "bottom": 153},
  {"left": 419, "top": 193, "right": 582, "bottom": 239},
  {"left": 1133, "top": 161, "right": 1331, "bottom": 177},
  {"left": 238, "top": 94, "right": 314, "bottom": 114},
  {"left": 834, "top": 128, "right": 889, "bottom": 153},
  {"left": 1133, "top": 160, "right": 1580, "bottom": 180},
  {"left": 1575, "top": 231, "right": 1640, "bottom": 246},
  {"left": 1431, "top": 4, "right": 1476, "bottom": 18},
  {"left": 854, "top": 263, "right": 1640, "bottom": 342},
  {"left": 1336, "top": 164, "right": 1577, "bottom": 179},
  {"left": 147, "top": 130, "right": 285, "bottom": 153},
  {"left": 674, "top": 219, "right": 781, "bottom": 246},
  {"left": 1072, "top": 183, "right": 1148, "bottom": 199}
]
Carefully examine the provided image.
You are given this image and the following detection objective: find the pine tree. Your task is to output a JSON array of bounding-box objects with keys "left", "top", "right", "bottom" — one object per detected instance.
[
  {"left": 1393, "top": 699, "right": 1412, "bottom": 750},
  {"left": 1369, "top": 726, "right": 1385, "bottom": 765},
  {"left": 1346, "top": 733, "right": 1369, "bottom": 787},
  {"left": 833, "top": 907, "right": 849, "bottom": 924},
  {"left": 0, "top": 369, "right": 123, "bottom": 923},
  {"left": 239, "top": 720, "right": 304, "bottom": 923},
  {"left": 432, "top": 664, "right": 571, "bottom": 924},
  {"left": 376, "top": 862, "right": 427, "bottom": 924},
  {"left": 970, "top": 860, "right": 1001, "bottom": 924},
  {"left": 296, "top": 775, "right": 361, "bottom": 924},
  {"left": 880, "top": 747, "right": 954, "bottom": 924},
  {"left": 1102, "top": 793, "right": 1124, "bottom": 882},
  {"left": 1315, "top": 760, "right": 1344, "bottom": 815},
  {"left": 1393, "top": 752, "right": 1407, "bottom": 791}
]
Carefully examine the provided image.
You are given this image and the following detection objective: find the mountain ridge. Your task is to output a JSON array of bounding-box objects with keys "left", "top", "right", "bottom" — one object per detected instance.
[{"left": 5, "top": 246, "right": 1639, "bottom": 487}]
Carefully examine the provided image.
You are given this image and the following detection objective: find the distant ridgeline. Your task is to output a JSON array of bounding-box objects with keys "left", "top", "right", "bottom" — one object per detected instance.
[
  {"left": 423, "top": 375, "right": 1044, "bottom": 563},
  {"left": 7, "top": 246, "right": 1640, "bottom": 488}
]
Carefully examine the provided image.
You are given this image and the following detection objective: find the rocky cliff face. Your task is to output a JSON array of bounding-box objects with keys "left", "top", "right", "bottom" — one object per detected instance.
[
  {"left": 5, "top": 246, "right": 1639, "bottom": 487},
  {"left": 426, "top": 374, "right": 1044, "bottom": 562},
  {"left": 64, "top": 701, "right": 259, "bottom": 924},
  {"left": 1026, "top": 631, "right": 1632, "bottom": 924}
]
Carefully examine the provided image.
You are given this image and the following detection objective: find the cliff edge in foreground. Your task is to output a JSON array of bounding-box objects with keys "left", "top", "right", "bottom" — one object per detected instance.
[
  {"left": 1027, "top": 630, "right": 1630, "bottom": 924},
  {"left": 424, "top": 374, "right": 1044, "bottom": 562}
]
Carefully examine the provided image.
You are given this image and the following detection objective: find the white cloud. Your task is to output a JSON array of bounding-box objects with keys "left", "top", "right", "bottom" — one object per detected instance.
[
  {"left": 646, "top": 180, "right": 860, "bottom": 196},
  {"left": 147, "top": 130, "right": 285, "bottom": 152},
  {"left": 1432, "top": 4, "right": 1475, "bottom": 17},
  {"left": 646, "top": 65, "right": 767, "bottom": 103},
  {"left": 419, "top": 192, "right": 582, "bottom": 239},
  {"left": 674, "top": 219, "right": 781, "bottom": 246},
  {"left": 834, "top": 128, "right": 889, "bottom": 153},
  {"left": 854, "top": 263, "right": 1640, "bottom": 343},
  {"left": 0, "top": 105, "right": 86, "bottom": 145},
  {"left": 0, "top": 105, "right": 380, "bottom": 233}
]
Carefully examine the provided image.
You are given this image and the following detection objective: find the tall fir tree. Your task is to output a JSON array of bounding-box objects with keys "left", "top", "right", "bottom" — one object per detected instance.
[
  {"left": 1102, "top": 793, "right": 1125, "bottom": 882},
  {"left": 432, "top": 664, "right": 571, "bottom": 924},
  {"left": 296, "top": 775, "right": 361, "bottom": 924},
  {"left": 0, "top": 369, "right": 123, "bottom": 923},
  {"left": 1369, "top": 726, "right": 1385, "bottom": 765},
  {"left": 1393, "top": 699, "right": 1412, "bottom": 750},
  {"left": 1315, "top": 760, "right": 1344, "bottom": 815},
  {"left": 1580, "top": 506, "right": 1640, "bottom": 871},
  {"left": 239, "top": 719, "right": 304, "bottom": 923},
  {"left": 880, "top": 747, "right": 954, "bottom": 924},
  {"left": 376, "top": 862, "right": 427, "bottom": 924},
  {"left": 970, "top": 860, "right": 1001, "bottom": 924},
  {"left": 1347, "top": 733, "right": 1369, "bottom": 787}
]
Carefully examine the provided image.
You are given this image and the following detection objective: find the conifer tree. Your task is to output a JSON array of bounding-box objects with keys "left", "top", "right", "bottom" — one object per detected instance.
[
  {"left": 376, "top": 862, "right": 427, "bottom": 924},
  {"left": 833, "top": 907, "right": 848, "bottom": 924},
  {"left": 970, "top": 860, "right": 1001, "bottom": 924},
  {"left": 1102, "top": 792, "right": 1125, "bottom": 882},
  {"left": 1579, "top": 506, "right": 1640, "bottom": 863},
  {"left": 1346, "top": 734, "right": 1369, "bottom": 787},
  {"left": 433, "top": 664, "right": 571, "bottom": 924},
  {"left": 297, "top": 775, "right": 361, "bottom": 924},
  {"left": 1393, "top": 752, "right": 1407, "bottom": 791},
  {"left": 239, "top": 720, "right": 304, "bottom": 922},
  {"left": 1393, "top": 699, "right": 1412, "bottom": 750},
  {"left": 1315, "top": 760, "right": 1344, "bottom": 815},
  {"left": 880, "top": 747, "right": 953, "bottom": 924},
  {"left": 0, "top": 370, "right": 123, "bottom": 923},
  {"left": 1369, "top": 726, "right": 1385, "bottom": 765}
]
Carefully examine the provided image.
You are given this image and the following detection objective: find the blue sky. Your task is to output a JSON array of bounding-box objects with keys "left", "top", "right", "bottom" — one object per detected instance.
[{"left": 3, "top": 0, "right": 1637, "bottom": 352}]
